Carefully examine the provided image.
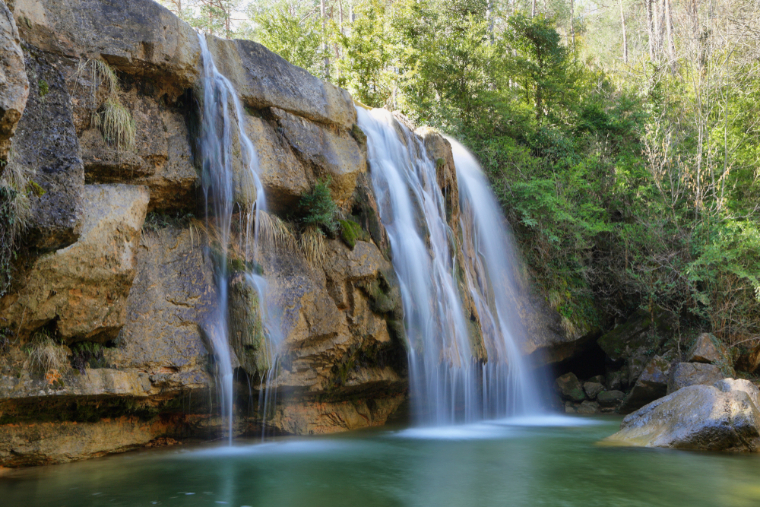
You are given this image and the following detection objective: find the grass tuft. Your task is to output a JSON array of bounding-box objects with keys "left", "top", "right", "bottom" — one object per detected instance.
[
  {"left": 93, "top": 98, "right": 136, "bottom": 151},
  {"left": 299, "top": 225, "right": 327, "bottom": 267},
  {"left": 258, "top": 210, "right": 296, "bottom": 251},
  {"left": 24, "top": 333, "right": 69, "bottom": 374}
]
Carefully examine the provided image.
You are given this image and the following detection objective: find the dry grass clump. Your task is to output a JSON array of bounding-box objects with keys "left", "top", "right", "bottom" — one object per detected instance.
[
  {"left": 24, "top": 333, "right": 69, "bottom": 374},
  {"left": 299, "top": 225, "right": 327, "bottom": 267},
  {"left": 74, "top": 58, "right": 135, "bottom": 151},
  {"left": 92, "top": 98, "right": 136, "bottom": 151},
  {"left": 258, "top": 210, "right": 296, "bottom": 251}
]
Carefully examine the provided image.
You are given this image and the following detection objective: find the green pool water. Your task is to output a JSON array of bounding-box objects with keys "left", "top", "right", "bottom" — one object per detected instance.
[{"left": 2, "top": 415, "right": 760, "bottom": 507}]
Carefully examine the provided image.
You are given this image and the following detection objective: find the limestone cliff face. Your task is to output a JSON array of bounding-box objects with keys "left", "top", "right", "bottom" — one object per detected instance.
[{"left": 0, "top": 0, "right": 406, "bottom": 467}]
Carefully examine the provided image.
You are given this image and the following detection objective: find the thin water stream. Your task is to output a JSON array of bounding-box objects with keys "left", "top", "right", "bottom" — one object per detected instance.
[{"left": 3, "top": 417, "right": 760, "bottom": 507}]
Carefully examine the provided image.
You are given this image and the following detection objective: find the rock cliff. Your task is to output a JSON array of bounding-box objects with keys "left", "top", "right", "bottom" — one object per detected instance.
[{"left": 0, "top": 0, "right": 575, "bottom": 467}]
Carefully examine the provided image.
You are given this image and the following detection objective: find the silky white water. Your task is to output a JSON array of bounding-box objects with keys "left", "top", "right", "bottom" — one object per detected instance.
[
  {"left": 357, "top": 107, "right": 542, "bottom": 425},
  {"left": 196, "top": 34, "right": 281, "bottom": 441}
]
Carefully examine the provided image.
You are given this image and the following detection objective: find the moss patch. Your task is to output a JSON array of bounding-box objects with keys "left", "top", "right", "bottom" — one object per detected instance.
[{"left": 339, "top": 219, "right": 363, "bottom": 249}]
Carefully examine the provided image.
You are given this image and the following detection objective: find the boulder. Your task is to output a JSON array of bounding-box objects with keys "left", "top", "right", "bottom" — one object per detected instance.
[
  {"left": 597, "top": 390, "right": 625, "bottom": 407},
  {"left": 687, "top": 333, "right": 735, "bottom": 377},
  {"left": 604, "top": 384, "right": 760, "bottom": 451},
  {"left": 583, "top": 381, "right": 604, "bottom": 400},
  {"left": 577, "top": 400, "right": 600, "bottom": 414},
  {"left": 667, "top": 362, "right": 723, "bottom": 394},
  {"left": 605, "top": 369, "right": 626, "bottom": 391},
  {"left": 735, "top": 341, "right": 760, "bottom": 374},
  {"left": 0, "top": 1, "right": 28, "bottom": 162},
  {"left": 555, "top": 372, "right": 585, "bottom": 402},
  {"left": 416, "top": 127, "right": 460, "bottom": 225},
  {"left": 714, "top": 378, "right": 760, "bottom": 410},
  {"left": 13, "top": 0, "right": 201, "bottom": 98},
  {"left": 10, "top": 47, "right": 84, "bottom": 250},
  {"left": 205, "top": 36, "right": 356, "bottom": 129},
  {"left": 620, "top": 355, "right": 671, "bottom": 413},
  {"left": 269, "top": 107, "right": 365, "bottom": 206},
  {"left": 0, "top": 184, "right": 149, "bottom": 341}
]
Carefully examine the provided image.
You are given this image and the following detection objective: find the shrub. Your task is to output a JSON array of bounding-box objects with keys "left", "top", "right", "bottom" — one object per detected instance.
[{"left": 298, "top": 178, "right": 338, "bottom": 234}]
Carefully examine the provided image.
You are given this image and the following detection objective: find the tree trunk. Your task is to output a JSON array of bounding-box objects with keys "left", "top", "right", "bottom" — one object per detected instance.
[
  {"left": 645, "top": 0, "right": 654, "bottom": 60},
  {"left": 531, "top": 0, "right": 537, "bottom": 18},
  {"left": 570, "top": 0, "right": 575, "bottom": 48},
  {"left": 620, "top": 0, "right": 628, "bottom": 64},
  {"left": 321, "top": 0, "right": 329, "bottom": 78},
  {"left": 665, "top": 0, "right": 676, "bottom": 71}
]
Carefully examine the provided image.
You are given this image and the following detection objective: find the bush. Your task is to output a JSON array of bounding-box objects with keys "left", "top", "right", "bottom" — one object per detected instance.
[{"left": 298, "top": 178, "right": 338, "bottom": 234}]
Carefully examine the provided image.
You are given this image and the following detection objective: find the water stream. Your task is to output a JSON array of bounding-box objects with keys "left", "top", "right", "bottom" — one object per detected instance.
[
  {"left": 196, "top": 34, "right": 280, "bottom": 441},
  {"left": 357, "top": 108, "right": 543, "bottom": 424}
]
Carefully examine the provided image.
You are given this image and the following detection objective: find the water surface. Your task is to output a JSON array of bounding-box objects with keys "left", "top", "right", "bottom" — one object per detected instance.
[{"left": 3, "top": 416, "right": 760, "bottom": 507}]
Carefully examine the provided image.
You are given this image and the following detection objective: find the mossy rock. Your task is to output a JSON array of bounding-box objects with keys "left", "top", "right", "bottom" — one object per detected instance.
[
  {"left": 339, "top": 219, "right": 364, "bottom": 249},
  {"left": 228, "top": 276, "right": 271, "bottom": 375}
]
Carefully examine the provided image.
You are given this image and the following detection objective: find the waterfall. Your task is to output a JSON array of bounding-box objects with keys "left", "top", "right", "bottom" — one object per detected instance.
[
  {"left": 196, "top": 34, "right": 281, "bottom": 442},
  {"left": 450, "top": 137, "right": 542, "bottom": 418},
  {"left": 357, "top": 107, "right": 541, "bottom": 425}
]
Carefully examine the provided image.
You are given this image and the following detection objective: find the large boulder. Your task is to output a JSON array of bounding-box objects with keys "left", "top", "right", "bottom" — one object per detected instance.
[
  {"left": 10, "top": 46, "right": 84, "bottom": 250},
  {"left": 205, "top": 36, "right": 356, "bottom": 129},
  {"left": 714, "top": 378, "right": 760, "bottom": 410},
  {"left": 555, "top": 372, "right": 585, "bottom": 402},
  {"left": 12, "top": 0, "right": 201, "bottom": 97},
  {"left": 667, "top": 362, "right": 723, "bottom": 394},
  {"left": 687, "top": 332, "right": 735, "bottom": 376},
  {"left": 620, "top": 355, "right": 671, "bottom": 413},
  {"left": 0, "top": 184, "right": 149, "bottom": 341},
  {"left": 0, "top": 1, "right": 28, "bottom": 162},
  {"left": 604, "top": 383, "right": 760, "bottom": 451}
]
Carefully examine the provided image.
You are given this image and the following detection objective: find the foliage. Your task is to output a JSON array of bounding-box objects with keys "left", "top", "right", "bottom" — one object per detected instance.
[
  {"left": 70, "top": 342, "right": 107, "bottom": 374},
  {"left": 185, "top": 0, "right": 760, "bottom": 344},
  {"left": 0, "top": 154, "right": 34, "bottom": 297},
  {"left": 298, "top": 178, "right": 338, "bottom": 234},
  {"left": 24, "top": 333, "right": 69, "bottom": 375}
]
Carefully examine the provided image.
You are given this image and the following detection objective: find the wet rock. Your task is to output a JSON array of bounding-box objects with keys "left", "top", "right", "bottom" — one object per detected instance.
[
  {"left": 0, "top": 184, "right": 149, "bottom": 341},
  {"left": 604, "top": 384, "right": 760, "bottom": 451},
  {"left": 620, "top": 355, "right": 671, "bottom": 414},
  {"left": 269, "top": 107, "right": 365, "bottom": 205},
  {"left": 228, "top": 272, "right": 270, "bottom": 376},
  {"left": 555, "top": 372, "right": 585, "bottom": 402},
  {"left": 597, "top": 390, "right": 625, "bottom": 407},
  {"left": 416, "top": 127, "right": 459, "bottom": 225},
  {"left": 564, "top": 401, "right": 578, "bottom": 414},
  {"left": 667, "top": 362, "right": 723, "bottom": 394},
  {"left": 11, "top": 47, "right": 84, "bottom": 250},
  {"left": 583, "top": 382, "right": 604, "bottom": 400},
  {"left": 13, "top": 0, "right": 201, "bottom": 98},
  {"left": 605, "top": 369, "right": 626, "bottom": 391},
  {"left": 205, "top": 36, "right": 356, "bottom": 129},
  {"left": 0, "top": 2, "right": 28, "bottom": 162}
]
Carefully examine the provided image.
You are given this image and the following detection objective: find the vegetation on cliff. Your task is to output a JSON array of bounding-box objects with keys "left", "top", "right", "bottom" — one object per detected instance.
[{"left": 160, "top": 0, "right": 760, "bottom": 350}]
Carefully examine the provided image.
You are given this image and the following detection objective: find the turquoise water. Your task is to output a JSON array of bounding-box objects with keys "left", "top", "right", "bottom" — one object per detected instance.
[{"left": 3, "top": 415, "right": 760, "bottom": 507}]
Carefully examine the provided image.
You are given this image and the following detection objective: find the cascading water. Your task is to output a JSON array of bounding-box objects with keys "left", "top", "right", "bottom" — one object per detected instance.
[
  {"left": 196, "top": 34, "right": 281, "bottom": 442},
  {"left": 357, "top": 107, "right": 542, "bottom": 425},
  {"left": 450, "top": 137, "right": 542, "bottom": 418}
]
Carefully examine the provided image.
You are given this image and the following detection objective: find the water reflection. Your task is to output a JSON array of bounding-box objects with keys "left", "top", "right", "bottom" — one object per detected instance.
[{"left": 2, "top": 418, "right": 760, "bottom": 507}]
